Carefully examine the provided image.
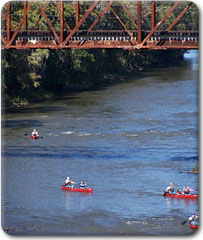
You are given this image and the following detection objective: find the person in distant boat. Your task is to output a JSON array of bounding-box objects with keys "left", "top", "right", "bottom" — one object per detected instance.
[
  {"left": 182, "top": 186, "right": 194, "bottom": 194},
  {"left": 176, "top": 189, "right": 182, "bottom": 195},
  {"left": 65, "top": 177, "right": 76, "bottom": 186},
  {"left": 165, "top": 182, "right": 175, "bottom": 193},
  {"left": 189, "top": 212, "right": 199, "bottom": 222},
  {"left": 32, "top": 129, "right": 39, "bottom": 137},
  {"left": 79, "top": 180, "right": 87, "bottom": 188}
]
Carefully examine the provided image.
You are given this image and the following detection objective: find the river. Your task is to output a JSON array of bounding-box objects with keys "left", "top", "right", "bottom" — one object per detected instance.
[{"left": 1, "top": 50, "right": 199, "bottom": 235}]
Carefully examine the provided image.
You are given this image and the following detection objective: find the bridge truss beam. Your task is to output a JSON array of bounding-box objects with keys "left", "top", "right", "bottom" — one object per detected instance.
[{"left": 1, "top": 0, "right": 199, "bottom": 50}]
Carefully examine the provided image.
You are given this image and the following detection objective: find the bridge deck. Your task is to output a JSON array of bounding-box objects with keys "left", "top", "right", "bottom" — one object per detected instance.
[{"left": 1, "top": 30, "right": 199, "bottom": 49}]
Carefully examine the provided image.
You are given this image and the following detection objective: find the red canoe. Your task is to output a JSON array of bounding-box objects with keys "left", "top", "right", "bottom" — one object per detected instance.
[
  {"left": 164, "top": 192, "right": 198, "bottom": 199},
  {"left": 61, "top": 185, "right": 93, "bottom": 193},
  {"left": 189, "top": 223, "right": 198, "bottom": 229},
  {"left": 30, "top": 135, "right": 39, "bottom": 140}
]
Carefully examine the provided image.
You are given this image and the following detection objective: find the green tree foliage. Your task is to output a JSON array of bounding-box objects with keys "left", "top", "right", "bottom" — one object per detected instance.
[{"left": 1, "top": 1, "right": 198, "bottom": 105}]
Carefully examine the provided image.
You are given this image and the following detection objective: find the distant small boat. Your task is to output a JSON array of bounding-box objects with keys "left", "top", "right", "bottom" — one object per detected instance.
[
  {"left": 163, "top": 192, "right": 198, "bottom": 199},
  {"left": 189, "top": 221, "right": 198, "bottom": 229},
  {"left": 30, "top": 135, "right": 39, "bottom": 140},
  {"left": 61, "top": 185, "right": 93, "bottom": 193}
]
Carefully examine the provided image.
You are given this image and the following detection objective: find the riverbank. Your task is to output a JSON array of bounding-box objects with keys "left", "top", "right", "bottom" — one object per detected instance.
[
  {"left": 2, "top": 73, "right": 132, "bottom": 108},
  {"left": 2, "top": 49, "right": 186, "bottom": 109}
]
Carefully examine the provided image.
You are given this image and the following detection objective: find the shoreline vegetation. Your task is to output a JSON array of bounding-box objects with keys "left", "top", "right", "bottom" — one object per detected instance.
[
  {"left": 2, "top": 48, "right": 186, "bottom": 108},
  {"left": 1, "top": 1, "right": 198, "bottom": 109}
]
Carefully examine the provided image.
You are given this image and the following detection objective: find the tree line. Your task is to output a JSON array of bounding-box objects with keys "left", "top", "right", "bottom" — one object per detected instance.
[{"left": 1, "top": 1, "right": 198, "bottom": 106}]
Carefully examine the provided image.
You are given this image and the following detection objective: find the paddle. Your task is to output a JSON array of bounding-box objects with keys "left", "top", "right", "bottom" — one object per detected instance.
[
  {"left": 181, "top": 214, "right": 197, "bottom": 225},
  {"left": 181, "top": 220, "right": 187, "bottom": 225},
  {"left": 163, "top": 191, "right": 166, "bottom": 196}
]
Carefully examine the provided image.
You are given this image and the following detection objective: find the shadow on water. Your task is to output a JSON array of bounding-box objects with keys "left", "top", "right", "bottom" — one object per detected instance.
[
  {"left": 3, "top": 105, "right": 66, "bottom": 115},
  {"left": 170, "top": 156, "right": 198, "bottom": 161},
  {"left": 2, "top": 145, "right": 127, "bottom": 159},
  {"left": 139, "top": 59, "right": 197, "bottom": 83},
  {"left": 2, "top": 119, "right": 43, "bottom": 129}
]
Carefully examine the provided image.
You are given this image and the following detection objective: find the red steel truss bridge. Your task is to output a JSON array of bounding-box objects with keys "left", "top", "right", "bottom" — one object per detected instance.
[{"left": 1, "top": 0, "right": 199, "bottom": 50}]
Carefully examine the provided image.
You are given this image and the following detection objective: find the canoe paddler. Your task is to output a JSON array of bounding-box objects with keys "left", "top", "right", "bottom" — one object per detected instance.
[
  {"left": 176, "top": 189, "right": 182, "bottom": 195},
  {"left": 165, "top": 182, "right": 175, "bottom": 193},
  {"left": 189, "top": 213, "right": 199, "bottom": 222},
  {"left": 182, "top": 186, "right": 194, "bottom": 194},
  {"left": 32, "top": 129, "right": 39, "bottom": 137},
  {"left": 79, "top": 180, "right": 87, "bottom": 188},
  {"left": 65, "top": 177, "right": 76, "bottom": 186}
]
